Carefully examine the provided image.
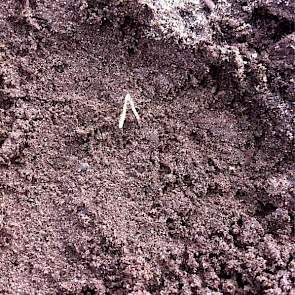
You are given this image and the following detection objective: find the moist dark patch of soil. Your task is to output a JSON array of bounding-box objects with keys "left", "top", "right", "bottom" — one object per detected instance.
[{"left": 0, "top": 0, "right": 294, "bottom": 294}]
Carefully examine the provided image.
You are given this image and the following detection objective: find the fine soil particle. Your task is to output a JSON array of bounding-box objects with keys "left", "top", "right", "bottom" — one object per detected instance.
[{"left": 0, "top": 0, "right": 294, "bottom": 294}]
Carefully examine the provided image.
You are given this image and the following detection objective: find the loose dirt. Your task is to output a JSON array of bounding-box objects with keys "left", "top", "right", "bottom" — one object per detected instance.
[{"left": 0, "top": 0, "right": 294, "bottom": 294}]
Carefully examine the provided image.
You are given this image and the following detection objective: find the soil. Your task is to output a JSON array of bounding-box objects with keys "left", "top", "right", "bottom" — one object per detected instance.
[{"left": 0, "top": 0, "right": 294, "bottom": 294}]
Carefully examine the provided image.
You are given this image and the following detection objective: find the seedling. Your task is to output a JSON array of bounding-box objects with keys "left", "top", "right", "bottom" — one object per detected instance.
[{"left": 119, "top": 93, "right": 140, "bottom": 129}]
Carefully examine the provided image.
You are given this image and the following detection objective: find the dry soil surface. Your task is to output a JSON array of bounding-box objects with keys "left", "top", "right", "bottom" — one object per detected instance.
[{"left": 0, "top": 0, "right": 294, "bottom": 294}]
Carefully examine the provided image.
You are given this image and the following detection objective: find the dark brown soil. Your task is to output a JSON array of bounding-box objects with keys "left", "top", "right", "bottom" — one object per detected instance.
[{"left": 0, "top": 0, "right": 294, "bottom": 294}]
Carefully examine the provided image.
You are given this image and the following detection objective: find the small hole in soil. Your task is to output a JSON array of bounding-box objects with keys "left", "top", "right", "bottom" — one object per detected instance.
[
  {"left": 178, "top": 282, "right": 184, "bottom": 290},
  {"left": 180, "top": 217, "right": 188, "bottom": 227},
  {"left": 159, "top": 162, "right": 171, "bottom": 175},
  {"left": 166, "top": 217, "right": 175, "bottom": 230},
  {"left": 166, "top": 217, "right": 174, "bottom": 225},
  {"left": 183, "top": 174, "right": 192, "bottom": 186},
  {"left": 209, "top": 64, "right": 221, "bottom": 81},
  {"left": 219, "top": 263, "right": 231, "bottom": 279},
  {"left": 127, "top": 47, "right": 135, "bottom": 55},
  {"left": 123, "top": 15, "right": 132, "bottom": 26},
  {"left": 237, "top": 217, "right": 243, "bottom": 227},
  {"left": 236, "top": 273, "right": 244, "bottom": 288},
  {"left": 255, "top": 201, "right": 277, "bottom": 217}
]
